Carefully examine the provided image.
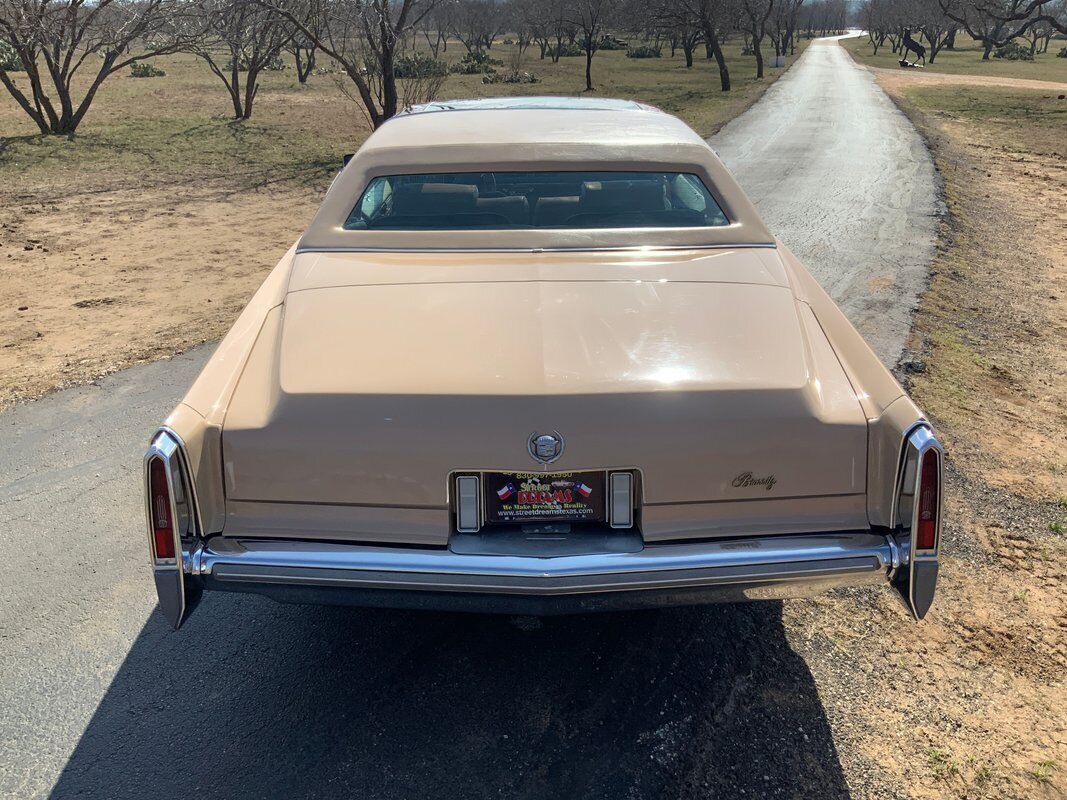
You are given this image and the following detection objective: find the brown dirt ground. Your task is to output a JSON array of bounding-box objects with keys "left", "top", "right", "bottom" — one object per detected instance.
[
  {"left": 1, "top": 178, "right": 318, "bottom": 407},
  {"left": 784, "top": 71, "right": 1065, "bottom": 799},
  {"left": 868, "top": 66, "right": 1067, "bottom": 93}
]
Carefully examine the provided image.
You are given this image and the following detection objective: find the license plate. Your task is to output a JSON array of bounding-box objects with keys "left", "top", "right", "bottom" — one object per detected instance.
[{"left": 483, "top": 471, "right": 606, "bottom": 525}]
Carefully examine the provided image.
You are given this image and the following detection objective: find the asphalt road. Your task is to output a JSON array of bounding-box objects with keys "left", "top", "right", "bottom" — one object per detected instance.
[{"left": 0, "top": 38, "right": 938, "bottom": 800}]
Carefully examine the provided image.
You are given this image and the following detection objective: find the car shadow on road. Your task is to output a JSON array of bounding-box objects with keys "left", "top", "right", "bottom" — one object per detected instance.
[{"left": 48, "top": 597, "right": 851, "bottom": 799}]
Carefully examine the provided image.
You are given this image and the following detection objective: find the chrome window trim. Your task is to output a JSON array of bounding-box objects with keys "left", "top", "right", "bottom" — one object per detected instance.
[{"left": 295, "top": 242, "right": 778, "bottom": 255}]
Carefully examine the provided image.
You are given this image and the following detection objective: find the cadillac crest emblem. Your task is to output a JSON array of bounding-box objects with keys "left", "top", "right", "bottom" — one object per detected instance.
[{"left": 528, "top": 431, "right": 564, "bottom": 465}]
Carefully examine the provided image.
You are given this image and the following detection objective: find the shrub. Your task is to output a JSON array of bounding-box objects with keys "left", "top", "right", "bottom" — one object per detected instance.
[
  {"left": 225, "top": 54, "right": 287, "bottom": 71},
  {"left": 599, "top": 34, "right": 628, "bottom": 51},
  {"left": 395, "top": 52, "right": 448, "bottom": 79},
  {"left": 129, "top": 61, "right": 165, "bottom": 78},
  {"left": 482, "top": 69, "right": 539, "bottom": 84},
  {"left": 450, "top": 50, "right": 504, "bottom": 74},
  {"left": 626, "top": 44, "right": 662, "bottom": 59},
  {"left": 993, "top": 41, "right": 1034, "bottom": 60},
  {"left": 549, "top": 42, "right": 583, "bottom": 58},
  {"left": 1, "top": 39, "right": 24, "bottom": 71}
]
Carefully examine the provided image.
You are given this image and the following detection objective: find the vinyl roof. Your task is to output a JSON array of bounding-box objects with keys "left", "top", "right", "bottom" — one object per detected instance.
[
  {"left": 364, "top": 98, "right": 704, "bottom": 152},
  {"left": 401, "top": 96, "right": 658, "bottom": 114},
  {"left": 299, "top": 96, "right": 774, "bottom": 249}
]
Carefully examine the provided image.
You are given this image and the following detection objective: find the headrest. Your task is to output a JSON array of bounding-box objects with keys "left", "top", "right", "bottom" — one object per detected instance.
[
  {"left": 391, "top": 183, "right": 478, "bottom": 215},
  {"left": 579, "top": 180, "right": 666, "bottom": 213},
  {"left": 476, "top": 196, "right": 530, "bottom": 225}
]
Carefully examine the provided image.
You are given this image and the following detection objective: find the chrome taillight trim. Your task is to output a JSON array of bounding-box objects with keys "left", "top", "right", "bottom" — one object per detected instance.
[
  {"left": 893, "top": 424, "right": 943, "bottom": 556},
  {"left": 144, "top": 432, "right": 205, "bottom": 563},
  {"left": 143, "top": 428, "right": 205, "bottom": 629},
  {"left": 890, "top": 423, "right": 944, "bottom": 621},
  {"left": 144, "top": 435, "right": 183, "bottom": 567},
  {"left": 908, "top": 427, "right": 943, "bottom": 558}
]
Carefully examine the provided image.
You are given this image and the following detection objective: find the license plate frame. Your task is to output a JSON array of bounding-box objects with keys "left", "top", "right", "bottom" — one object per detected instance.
[{"left": 482, "top": 470, "right": 607, "bottom": 525}]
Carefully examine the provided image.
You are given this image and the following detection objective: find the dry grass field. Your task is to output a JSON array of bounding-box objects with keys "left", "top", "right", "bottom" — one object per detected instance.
[{"left": 0, "top": 40, "right": 805, "bottom": 409}]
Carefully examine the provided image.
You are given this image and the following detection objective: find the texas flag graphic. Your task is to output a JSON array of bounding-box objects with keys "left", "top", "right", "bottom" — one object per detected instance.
[
  {"left": 497, "top": 482, "right": 517, "bottom": 501},
  {"left": 575, "top": 481, "right": 593, "bottom": 498}
]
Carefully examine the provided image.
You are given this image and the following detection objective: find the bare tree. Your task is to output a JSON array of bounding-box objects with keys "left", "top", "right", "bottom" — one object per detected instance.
[
  {"left": 682, "top": 0, "right": 737, "bottom": 91},
  {"left": 0, "top": 0, "right": 199, "bottom": 134},
  {"left": 739, "top": 0, "right": 775, "bottom": 77},
  {"left": 418, "top": 2, "right": 453, "bottom": 56},
  {"left": 910, "top": 0, "right": 955, "bottom": 62},
  {"left": 937, "top": 0, "right": 1064, "bottom": 56},
  {"left": 650, "top": 0, "right": 706, "bottom": 66},
  {"left": 264, "top": 0, "right": 437, "bottom": 129},
  {"left": 769, "top": 0, "right": 805, "bottom": 57},
  {"left": 1024, "top": 9, "right": 1058, "bottom": 51},
  {"left": 285, "top": 26, "right": 319, "bottom": 82},
  {"left": 450, "top": 0, "right": 507, "bottom": 53},
  {"left": 566, "top": 0, "right": 617, "bottom": 91},
  {"left": 797, "top": 0, "right": 847, "bottom": 35},
  {"left": 521, "top": 0, "right": 571, "bottom": 61},
  {"left": 187, "top": 0, "right": 293, "bottom": 119},
  {"left": 676, "top": 19, "right": 705, "bottom": 66}
]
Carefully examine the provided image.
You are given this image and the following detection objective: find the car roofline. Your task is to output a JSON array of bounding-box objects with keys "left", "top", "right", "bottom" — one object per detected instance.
[{"left": 397, "top": 97, "right": 662, "bottom": 118}]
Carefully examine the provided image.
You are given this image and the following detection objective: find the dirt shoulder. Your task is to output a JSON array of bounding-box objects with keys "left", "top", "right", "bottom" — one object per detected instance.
[
  {"left": 868, "top": 67, "right": 1067, "bottom": 92},
  {"left": 790, "top": 77, "right": 1065, "bottom": 799}
]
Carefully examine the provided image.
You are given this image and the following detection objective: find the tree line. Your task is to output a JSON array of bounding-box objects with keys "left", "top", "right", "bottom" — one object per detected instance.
[
  {"left": 2, "top": 0, "right": 1063, "bottom": 137},
  {"left": 861, "top": 0, "right": 1066, "bottom": 62}
]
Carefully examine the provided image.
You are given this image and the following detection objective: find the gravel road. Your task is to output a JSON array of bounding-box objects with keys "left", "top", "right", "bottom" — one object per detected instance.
[{"left": 0, "top": 37, "right": 938, "bottom": 800}]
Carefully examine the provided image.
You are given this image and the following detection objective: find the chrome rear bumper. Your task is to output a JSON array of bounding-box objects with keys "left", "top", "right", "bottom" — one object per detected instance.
[{"left": 159, "top": 530, "right": 926, "bottom": 627}]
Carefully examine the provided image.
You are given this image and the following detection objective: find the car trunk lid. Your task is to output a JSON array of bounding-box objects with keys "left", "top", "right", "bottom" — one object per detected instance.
[{"left": 221, "top": 275, "right": 867, "bottom": 525}]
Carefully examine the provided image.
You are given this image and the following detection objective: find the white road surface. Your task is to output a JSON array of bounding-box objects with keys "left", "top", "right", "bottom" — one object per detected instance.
[{"left": 712, "top": 34, "right": 939, "bottom": 364}]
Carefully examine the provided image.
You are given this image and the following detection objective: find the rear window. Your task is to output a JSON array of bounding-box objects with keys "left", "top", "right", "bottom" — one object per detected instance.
[{"left": 344, "top": 171, "right": 729, "bottom": 230}]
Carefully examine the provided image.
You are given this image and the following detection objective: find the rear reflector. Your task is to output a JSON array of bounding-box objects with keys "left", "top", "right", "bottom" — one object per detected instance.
[
  {"left": 916, "top": 449, "right": 939, "bottom": 551},
  {"left": 456, "top": 475, "right": 480, "bottom": 533},
  {"left": 148, "top": 457, "right": 176, "bottom": 560},
  {"left": 609, "top": 472, "right": 634, "bottom": 529}
]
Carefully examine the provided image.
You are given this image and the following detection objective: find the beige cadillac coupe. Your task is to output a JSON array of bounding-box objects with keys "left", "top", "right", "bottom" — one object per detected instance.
[{"left": 145, "top": 97, "right": 943, "bottom": 629}]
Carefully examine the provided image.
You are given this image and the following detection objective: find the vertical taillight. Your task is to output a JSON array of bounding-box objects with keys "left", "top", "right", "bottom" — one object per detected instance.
[
  {"left": 915, "top": 448, "right": 939, "bottom": 551},
  {"left": 148, "top": 457, "right": 176, "bottom": 560}
]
